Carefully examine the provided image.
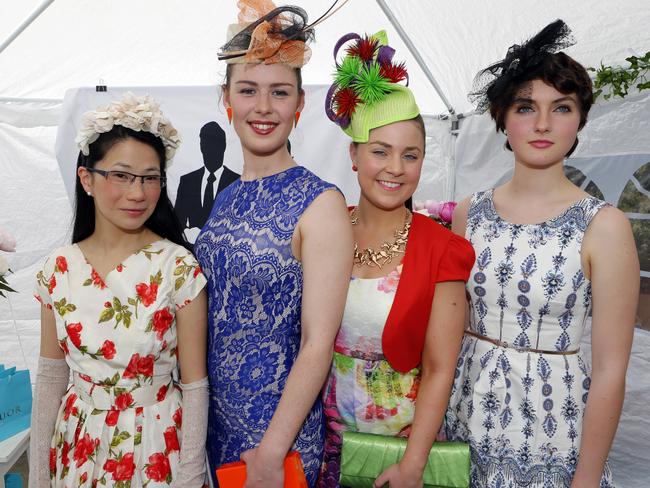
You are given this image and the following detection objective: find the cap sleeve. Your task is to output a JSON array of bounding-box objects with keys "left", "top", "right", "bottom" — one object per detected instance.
[
  {"left": 436, "top": 234, "right": 475, "bottom": 283},
  {"left": 34, "top": 255, "right": 55, "bottom": 308},
  {"left": 171, "top": 249, "right": 207, "bottom": 310}
]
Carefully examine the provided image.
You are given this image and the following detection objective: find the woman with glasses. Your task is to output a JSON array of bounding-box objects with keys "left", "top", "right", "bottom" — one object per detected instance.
[{"left": 31, "top": 93, "right": 209, "bottom": 487}]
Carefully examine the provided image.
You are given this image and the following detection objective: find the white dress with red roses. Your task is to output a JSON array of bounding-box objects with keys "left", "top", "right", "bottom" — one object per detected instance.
[{"left": 34, "top": 239, "right": 206, "bottom": 487}]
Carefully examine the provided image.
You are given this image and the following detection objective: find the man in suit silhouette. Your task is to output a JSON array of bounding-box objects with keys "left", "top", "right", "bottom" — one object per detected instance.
[{"left": 175, "top": 121, "right": 239, "bottom": 240}]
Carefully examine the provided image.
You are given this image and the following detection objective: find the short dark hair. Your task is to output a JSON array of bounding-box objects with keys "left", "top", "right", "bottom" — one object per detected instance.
[
  {"left": 489, "top": 52, "right": 593, "bottom": 134},
  {"left": 73, "top": 126, "right": 191, "bottom": 251}
]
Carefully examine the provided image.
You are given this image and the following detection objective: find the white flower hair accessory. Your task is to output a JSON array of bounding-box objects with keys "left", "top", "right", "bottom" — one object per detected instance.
[{"left": 75, "top": 92, "right": 181, "bottom": 167}]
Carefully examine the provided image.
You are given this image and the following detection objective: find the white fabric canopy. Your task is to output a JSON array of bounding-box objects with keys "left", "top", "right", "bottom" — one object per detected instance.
[{"left": 1, "top": 1, "right": 649, "bottom": 486}]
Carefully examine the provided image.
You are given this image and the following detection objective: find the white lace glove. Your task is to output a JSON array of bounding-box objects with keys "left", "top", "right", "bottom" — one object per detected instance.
[
  {"left": 172, "top": 377, "right": 209, "bottom": 487},
  {"left": 28, "top": 356, "right": 70, "bottom": 488}
]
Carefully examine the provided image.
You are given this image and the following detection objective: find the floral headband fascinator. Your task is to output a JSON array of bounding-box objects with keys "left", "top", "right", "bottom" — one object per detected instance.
[
  {"left": 218, "top": 0, "right": 350, "bottom": 68},
  {"left": 469, "top": 19, "right": 575, "bottom": 113},
  {"left": 75, "top": 92, "right": 181, "bottom": 168},
  {"left": 326, "top": 30, "right": 420, "bottom": 143}
]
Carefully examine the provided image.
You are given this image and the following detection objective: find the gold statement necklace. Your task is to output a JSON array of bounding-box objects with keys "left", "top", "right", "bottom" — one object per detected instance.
[{"left": 351, "top": 208, "right": 412, "bottom": 268}]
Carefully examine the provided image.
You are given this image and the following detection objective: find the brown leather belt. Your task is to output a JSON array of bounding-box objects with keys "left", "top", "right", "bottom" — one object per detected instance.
[{"left": 464, "top": 329, "right": 580, "bottom": 356}]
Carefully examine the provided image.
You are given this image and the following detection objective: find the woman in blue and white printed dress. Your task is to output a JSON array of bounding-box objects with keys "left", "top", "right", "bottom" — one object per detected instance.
[{"left": 445, "top": 20, "right": 639, "bottom": 487}]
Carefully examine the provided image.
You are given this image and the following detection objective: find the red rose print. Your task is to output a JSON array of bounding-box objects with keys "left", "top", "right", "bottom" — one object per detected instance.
[
  {"left": 63, "top": 394, "right": 78, "bottom": 421},
  {"left": 49, "top": 447, "right": 56, "bottom": 473},
  {"left": 152, "top": 308, "right": 174, "bottom": 340},
  {"left": 100, "top": 340, "right": 116, "bottom": 360},
  {"left": 194, "top": 266, "right": 202, "bottom": 278},
  {"left": 114, "top": 392, "right": 134, "bottom": 411},
  {"left": 137, "top": 354, "right": 155, "bottom": 377},
  {"left": 78, "top": 373, "right": 93, "bottom": 382},
  {"left": 145, "top": 452, "right": 171, "bottom": 482},
  {"left": 59, "top": 338, "right": 69, "bottom": 355},
  {"left": 66, "top": 322, "right": 83, "bottom": 349},
  {"left": 116, "top": 264, "right": 124, "bottom": 272},
  {"left": 136, "top": 407, "right": 144, "bottom": 417},
  {"left": 123, "top": 353, "right": 140, "bottom": 379},
  {"left": 80, "top": 472, "right": 88, "bottom": 484},
  {"left": 163, "top": 426, "right": 180, "bottom": 453},
  {"left": 135, "top": 282, "right": 159, "bottom": 307},
  {"left": 172, "top": 407, "right": 182, "bottom": 428},
  {"left": 48, "top": 274, "right": 57, "bottom": 294},
  {"left": 105, "top": 452, "right": 136, "bottom": 481},
  {"left": 156, "top": 384, "right": 168, "bottom": 402},
  {"left": 105, "top": 409, "right": 120, "bottom": 426},
  {"left": 55, "top": 256, "right": 68, "bottom": 273},
  {"left": 73, "top": 433, "right": 98, "bottom": 467},
  {"left": 61, "top": 441, "right": 71, "bottom": 467},
  {"left": 104, "top": 301, "right": 111, "bottom": 308},
  {"left": 91, "top": 269, "right": 105, "bottom": 289}
]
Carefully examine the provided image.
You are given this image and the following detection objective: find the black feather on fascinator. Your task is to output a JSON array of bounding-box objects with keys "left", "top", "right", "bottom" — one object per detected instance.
[
  {"left": 469, "top": 19, "right": 576, "bottom": 113},
  {"left": 218, "top": 5, "right": 314, "bottom": 64}
]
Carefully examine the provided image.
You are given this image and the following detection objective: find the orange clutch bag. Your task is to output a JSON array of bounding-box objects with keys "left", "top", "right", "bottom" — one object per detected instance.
[{"left": 215, "top": 451, "right": 308, "bottom": 488}]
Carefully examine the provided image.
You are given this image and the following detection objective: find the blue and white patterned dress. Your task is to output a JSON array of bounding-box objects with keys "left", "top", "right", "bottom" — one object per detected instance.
[
  {"left": 445, "top": 189, "right": 614, "bottom": 487},
  {"left": 195, "top": 166, "right": 337, "bottom": 487}
]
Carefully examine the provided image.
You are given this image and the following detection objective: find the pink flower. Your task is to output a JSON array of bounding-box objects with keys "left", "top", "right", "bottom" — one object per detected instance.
[
  {"left": 377, "top": 267, "right": 401, "bottom": 293},
  {"left": 0, "top": 228, "right": 16, "bottom": 252},
  {"left": 421, "top": 200, "right": 457, "bottom": 223}
]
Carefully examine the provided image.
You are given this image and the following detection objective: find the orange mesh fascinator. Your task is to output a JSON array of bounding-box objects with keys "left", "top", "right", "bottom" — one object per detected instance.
[{"left": 218, "top": 0, "right": 349, "bottom": 68}]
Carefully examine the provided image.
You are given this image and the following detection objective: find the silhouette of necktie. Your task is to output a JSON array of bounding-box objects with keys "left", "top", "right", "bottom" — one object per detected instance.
[{"left": 204, "top": 172, "right": 216, "bottom": 214}]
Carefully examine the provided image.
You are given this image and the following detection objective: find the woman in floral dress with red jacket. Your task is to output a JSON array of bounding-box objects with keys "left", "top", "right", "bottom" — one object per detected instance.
[{"left": 30, "top": 94, "right": 209, "bottom": 487}]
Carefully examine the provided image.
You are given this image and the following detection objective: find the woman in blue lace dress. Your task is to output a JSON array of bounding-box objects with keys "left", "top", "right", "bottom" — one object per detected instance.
[
  {"left": 194, "top": 3, "right": 353, "bottom": 487},
  {"left": 445, "top": 20, "right": 639, "bottom": 487}
]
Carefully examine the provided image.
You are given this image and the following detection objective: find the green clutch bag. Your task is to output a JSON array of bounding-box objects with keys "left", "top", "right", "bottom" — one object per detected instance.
[{"left": 340, "top": 432, "right": 470, "bottom": 488}]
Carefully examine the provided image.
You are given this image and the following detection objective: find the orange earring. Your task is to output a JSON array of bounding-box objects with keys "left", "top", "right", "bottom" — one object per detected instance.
[
  {"left": 294, "top": 111, "right": 301, "bottom": 128},
  {"left": 226, "top": 107, "right": 233, "bottom": 125}
]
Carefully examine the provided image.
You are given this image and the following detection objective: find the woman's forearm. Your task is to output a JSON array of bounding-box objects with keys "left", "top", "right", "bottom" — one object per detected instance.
[
  {"left": 256, "top": 341, "right": 333, "bottom": 463},
  {"left": 572, "top": 372, "right": 626, "bottom": 486},
  {"left": 401, "top": 368, "right": 455, "bottom": 471}
]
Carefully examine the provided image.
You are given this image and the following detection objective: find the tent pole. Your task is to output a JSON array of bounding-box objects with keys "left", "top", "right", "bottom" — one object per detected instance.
[
  {"left": 0, "top": 0, "right": 56, "bottom": 55},
  {"left": 375, "top": 0, "right": 455, "bottom": 115}
]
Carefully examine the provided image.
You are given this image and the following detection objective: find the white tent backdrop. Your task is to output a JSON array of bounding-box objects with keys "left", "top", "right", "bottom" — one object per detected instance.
[{"left": 1, "top": 1, "right": 649, "bottom": 486}]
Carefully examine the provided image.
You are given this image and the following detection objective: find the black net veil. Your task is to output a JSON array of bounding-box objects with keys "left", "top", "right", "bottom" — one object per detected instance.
[
  {"left": 218, "top": 6, "right": 315, "bottom": 61},
  {"left": 468, "top": 19, "right": 576, "bottom": 113}
]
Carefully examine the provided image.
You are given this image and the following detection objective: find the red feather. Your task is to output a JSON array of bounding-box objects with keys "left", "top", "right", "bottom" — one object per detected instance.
[
  {"left": 334, "top": 88, "right": 361, "bottom": 118},
  {"left": 380, "top": 62, "right": 408, "bottom": 83},
  {"left": 346, "top": 36, "right": 379, "bottom": 62}
]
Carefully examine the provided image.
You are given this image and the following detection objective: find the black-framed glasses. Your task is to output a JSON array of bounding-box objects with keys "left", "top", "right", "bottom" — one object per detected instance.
[{"left": 86, "top": 168, "right": 166, "bottom": 189}]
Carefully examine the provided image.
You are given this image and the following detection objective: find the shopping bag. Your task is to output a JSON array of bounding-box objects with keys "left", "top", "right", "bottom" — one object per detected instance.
[
  {"left": 216, "top": 451, "right": 308, "bottom": 488},
  {"left": 0, "top": 366, "right": 32, "bottom": 442}
]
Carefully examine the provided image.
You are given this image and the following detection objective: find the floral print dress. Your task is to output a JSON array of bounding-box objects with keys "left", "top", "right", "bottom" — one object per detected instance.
[
  {"left": 445, "top": 190, "right": 614, "bottom": 487},
  {"left": 318, "top": 266, "right": 422, "bottom": 487},
  {"left": 34, "top": 239, "right": 206, "bottom": 487}
]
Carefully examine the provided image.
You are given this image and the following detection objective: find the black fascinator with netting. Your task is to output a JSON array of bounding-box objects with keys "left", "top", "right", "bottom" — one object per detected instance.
[{"left": 469, "top": 19, "right": 576, "bottom": 113}]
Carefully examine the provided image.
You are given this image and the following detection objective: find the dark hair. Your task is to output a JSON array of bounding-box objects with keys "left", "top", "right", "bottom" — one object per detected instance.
[
  {"left": 489, "top": 52, "right": 593, "bottom": 156},
  {"left": 72, "top": 125, "right": 191, "bottom": 252},
  {"left": 224, "top": 63, "right": 304, "bottom": 93}
]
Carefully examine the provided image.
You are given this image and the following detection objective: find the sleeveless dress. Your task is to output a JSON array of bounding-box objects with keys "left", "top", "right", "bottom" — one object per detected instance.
[
  {"left": 194, "top": 166, "right": 338, "bottom": 487},
  {"left": 445, "top": 190, "right": 614, "bottom": 487},
  {"left": 318, "top": 228, "right": 474, "bottom": 487},
  {"left": 34, "top": 239, "right": 206, "bottom": 487}
]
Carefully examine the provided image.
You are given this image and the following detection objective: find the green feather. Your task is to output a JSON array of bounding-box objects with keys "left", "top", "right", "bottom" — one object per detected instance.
[
  {"left": 354, "top": 63, "right": 392, "bottom": 105},
  {"left": 335, "top": 56, "right": 363, "bottom": 88}
]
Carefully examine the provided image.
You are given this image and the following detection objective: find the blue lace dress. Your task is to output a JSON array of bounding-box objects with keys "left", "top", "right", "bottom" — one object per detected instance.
[
  {"left": 195, "top": 166, "right": 338, "bottom": 487},
  {"left": 445, "top": 190, "right": 614, "bottom": 487}
]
